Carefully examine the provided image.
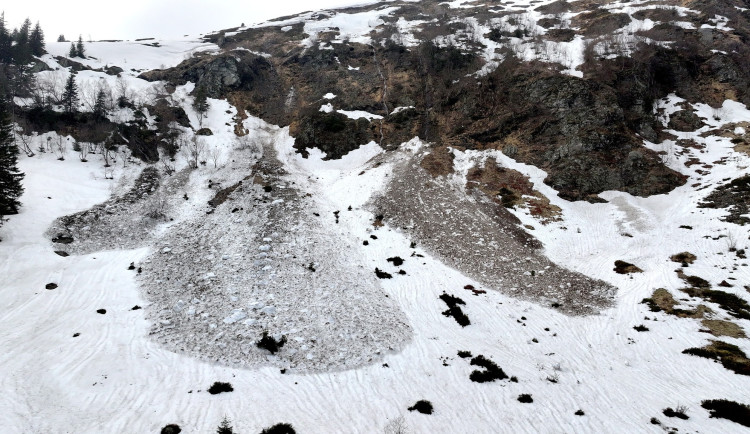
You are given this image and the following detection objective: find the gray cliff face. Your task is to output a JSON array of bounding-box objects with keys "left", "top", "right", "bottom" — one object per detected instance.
[{"left": 135, "top": 0, "right": 750, "bottom": 201}]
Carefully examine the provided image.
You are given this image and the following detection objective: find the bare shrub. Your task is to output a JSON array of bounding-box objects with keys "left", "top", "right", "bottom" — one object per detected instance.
[{"left": 384, "top": 416, "right": 409, "bottom": 434}]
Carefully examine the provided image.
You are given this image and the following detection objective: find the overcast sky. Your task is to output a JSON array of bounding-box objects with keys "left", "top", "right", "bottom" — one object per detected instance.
[{"left": 2, "top": 0, "right": 380, "bottom": 41}]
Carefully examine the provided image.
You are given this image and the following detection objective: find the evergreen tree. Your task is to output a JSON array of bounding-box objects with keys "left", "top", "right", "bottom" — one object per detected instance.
[
  {"left": 61, "top": 73, "right": 78, "bottom": 113},
  {"left": 57, "top": 34, "right": 66, "bottom": 42},
  {"left": 92, "top": 88, "right": 108, "bottom": 120},
  {"left": 12, "top": 18, "right": 32, "bottom": 63},
  {"left": 68, "top": 43, "right": 76, "bottom": 58},
  {"left": 29, "top": 22, "right": 45, "bottom": 57},
  {"left": 75, "top": 35, "right": 85, "bottom": 58},
  {"left": 216, "top": 417, "right": 234, "bottom": 434},
  {"left": 0, "top": 13, "right": 11, "bottom": 63},
  {"left": 0, "top": 97, "right": 24, "bottom": 220},
  {"left": 192, "top": 85, "right": 209, "bottom": 124}
]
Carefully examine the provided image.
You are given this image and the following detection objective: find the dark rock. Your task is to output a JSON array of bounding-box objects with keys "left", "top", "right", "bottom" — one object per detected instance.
[
  {"left": 207, "top": 381, "right": 233, "bottom": 394},
  {"left": 668, "top": 109, "right": 703, "bottom": 131},
  {"left": 54, "top": 251, "right": 69, "bottom": 257},
  {"left": 52, "top": 234, "right": 74, "bottom": 244},
  {"left": 45, "top": 283, "right": 58, "bottom": 290},
  {"left": 614, "top": 260, "right": 643, "bottom": 274},
  {"left": 96, "top": 309, "right": 106, "bottom": 314},
  {"left": 195, "top": 127, "right": 213, "bottom": 136},
  {"left": 408, "top": 400, "right": 434, "bottom": 414},
  {"left": 160, "top": 424, "right": 181, "bottom": 434}
]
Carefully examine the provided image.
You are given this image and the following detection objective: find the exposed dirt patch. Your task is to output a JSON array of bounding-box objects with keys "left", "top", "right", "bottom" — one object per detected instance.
[
  {"left": 420, "top": 146, "right": 455, "bottom": 178},
  {"left": 466, "top": 157, "right": 562, "bottom": 223}
]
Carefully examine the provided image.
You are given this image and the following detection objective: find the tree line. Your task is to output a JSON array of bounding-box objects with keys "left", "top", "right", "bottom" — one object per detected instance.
[{"left": 0, "top": 13, "right": 46, "bottom": 65}]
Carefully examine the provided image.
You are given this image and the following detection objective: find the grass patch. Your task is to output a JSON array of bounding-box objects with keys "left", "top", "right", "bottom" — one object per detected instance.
[
  {"left": 469, "top": 355, "right": 508, "bottom": 383},
  {"left": 702, "top": 399, "right": 750, "bottom": 427},
  {"left": 408, "top": 400, "right": 434, "bottom": 414},
  {"left": 207, "top": 382, "right": 233, "bottom": 395},
  {"left": 633, "top": 324, "right": 649, "bottom": 332},
  {"left": 642, "top": 288, "right": 710, "bottom": 318},
  {"left": 670, "top": 252, "right": 697, "bottom": 265},
  {"left": 457, "top": 350, "right": 472, "bottom": 358},
  {"left": 683, "top": 340, "right": 750, "bottom": 376},
  {"left": 701, "top": 319, "right": 746, "bottom": 338},
  {"left": 680, "top": 287, "right": 750, "bottom": 320},
  {"left": 642, "top": 288, "right": 676, "bottom": 312}
]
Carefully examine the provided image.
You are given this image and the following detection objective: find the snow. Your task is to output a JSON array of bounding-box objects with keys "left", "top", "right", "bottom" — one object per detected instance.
[
  {"left": 3, "top": 100, "right": 750, "bottom": 434},
  {"left": 44, "top": 39, "right": 218, "bottom": 74}
]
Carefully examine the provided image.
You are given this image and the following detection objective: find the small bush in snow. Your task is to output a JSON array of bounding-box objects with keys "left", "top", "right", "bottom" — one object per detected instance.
[
  {"left": 662, "top": 405, "right": 689, "bottom": 420},
  {"left": 407, "top": 400, "right": 433, "bottom": 414},
  {"left": 518, "top": 394, "right": 533, "bottom": 403},
  {"left": 260, "top": 422, "right": 296, "bottom": 434},
  {"left": 161, "top": 424, "right": 181, "bottom": 434},
  {"left": 469, "top": 355, "right": 508, "bottom": 383},
  {"left": 256, "top": 331, "right": 287, "bottom": 354},
  {"left": 702, "top": 399, "right": 750, "bottom": 427},
  {"left": 207, "top": 382, "right": 233, "bottom": 395}
]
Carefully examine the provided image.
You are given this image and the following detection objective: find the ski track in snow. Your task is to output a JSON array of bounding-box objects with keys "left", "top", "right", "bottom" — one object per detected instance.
[{"left": 3, "top": 107, "right": 750, "bottom": 432}]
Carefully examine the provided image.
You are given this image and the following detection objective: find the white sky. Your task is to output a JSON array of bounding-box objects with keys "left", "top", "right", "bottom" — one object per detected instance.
[{"left": 2, "top": 0, "right": 382, "bottom": 41}]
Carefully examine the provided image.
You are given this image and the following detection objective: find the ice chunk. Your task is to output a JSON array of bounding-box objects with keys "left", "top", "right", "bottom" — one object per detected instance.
[
  {"left": 260, "top": 306, "right": 277, "bottom": 315},
  {"left": 223, "top": 310, "right": 248, "bottom": 324}
]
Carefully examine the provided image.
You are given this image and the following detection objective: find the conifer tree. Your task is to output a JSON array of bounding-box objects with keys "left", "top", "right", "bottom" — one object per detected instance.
[
  {"left": 57, "top": 34, "right": 65, "bottom": 42},
  {"left": 75, "top": 35, "right": 85, "bottom": 58},
  {"left": 29, "top": 22, "right": 45, "bottom": 57},
  {"left": 61, "top": 73, "right": 79, "bottom": 113},
  {"left": 12, "top": 18, "right": 32, "bottom": 63},
  {"left": 0, "top": 97, "right": 24, "bottom": 221},
  {"left": 68, "top": 42, "right": 76, "bottom": 58},
  {"left": 0, "top": 13, "right": 11, "bottom": 63},
  {"left": 192, "top": 85, "right": 209, "bottom": 125},
  {"left": 93, "top": 88, "right": 108, "bottom": 120},
  {"left": 216, "top": 417, "right": 234, "bottom": 434}
]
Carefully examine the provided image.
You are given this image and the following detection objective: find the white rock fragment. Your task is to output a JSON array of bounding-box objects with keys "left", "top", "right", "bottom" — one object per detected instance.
[
  {"left": 223, "top": 310, "right": 248, "bottom": 324},
  {"left": 259, "top": 245, "right": 271, "bottom": 252},
  {"left": 162, "top": 247, "right": 172, "bottom": 253},
  {"left": 173, "top": 300, "right": 186, "bottom": 312},
  {"left": 260, "top": 306, "right": 277, "bottom": 315},
  {"left": 249, "top": 301, "right": 265, "bottom": 310}
]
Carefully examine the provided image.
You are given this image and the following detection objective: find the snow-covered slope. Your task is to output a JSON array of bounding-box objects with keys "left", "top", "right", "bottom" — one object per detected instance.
[{"left": 2, "top": 1, "right": 750, "bottom": 433}]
